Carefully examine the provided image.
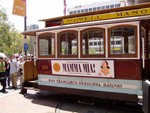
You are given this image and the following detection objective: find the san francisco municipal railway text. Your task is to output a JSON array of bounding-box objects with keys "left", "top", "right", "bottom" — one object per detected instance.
[{"left": 48, "top": 79, "right": 123, "bottom": 88}]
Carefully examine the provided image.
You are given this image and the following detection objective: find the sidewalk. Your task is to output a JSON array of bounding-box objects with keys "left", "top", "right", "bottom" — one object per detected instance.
[
  {"left": 0, "top": 90, "right": 56, "bottom": 113},
  {"left": 0, "top": 79, "right": 21, "bottom": 97},
  {"left": 0, "top": 86, "right": 20, "bottom": 97}
]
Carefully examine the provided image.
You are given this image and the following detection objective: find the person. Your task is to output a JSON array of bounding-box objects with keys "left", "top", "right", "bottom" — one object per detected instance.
[
  {"left": 99, "top": 60, "right": 110, "bottom": 76},
  {"left": 18, "top": 56, "right": 25, "bottom": 89},
  {"left": 9, "top": 54, "right": 19, "bottom": 89},
  {"left": 4, "top": 58, "right": 10, "bottom": 88},
  {"left": 0, "top": 56, "right": 7, "bottom": 93}
]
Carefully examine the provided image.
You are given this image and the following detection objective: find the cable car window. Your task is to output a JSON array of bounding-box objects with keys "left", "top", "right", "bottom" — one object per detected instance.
[
  {"left": 58, "top": 30, "right": 78, "bottom": 58},
  {"left": 81, "top": 28, "right": 105, "bottom": 57},
  {"left": 108, "top": 25, "right": 137, "bottom": 57},
  {"left": 38, "top": 33, "right": 55, "bottom": 57}
]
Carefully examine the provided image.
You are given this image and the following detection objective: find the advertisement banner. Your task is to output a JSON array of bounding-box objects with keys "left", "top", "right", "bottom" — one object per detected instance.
[
  {"left": 51, "top": 60, "right": 114, "bottom": 78},
  {"left": 12, "top": 0, "right": 26, "bottom": 17}
]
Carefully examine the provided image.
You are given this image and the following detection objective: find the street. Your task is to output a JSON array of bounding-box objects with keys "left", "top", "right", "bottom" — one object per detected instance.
[{"left": 0, "top": 87, "right": 144, "bottom": 113}]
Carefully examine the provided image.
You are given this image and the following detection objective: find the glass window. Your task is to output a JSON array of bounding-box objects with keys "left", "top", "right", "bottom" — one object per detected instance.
[
  {"left": 81, "top": 9, "right": 84, "bottom": 13},
  {"left": 111, "top": 41, "right": 115, "bottom": 45},
  {"left": 116, "top": 40, "right": 121, "bottom": 45},
  {"left": 89, "top": 42, "right": 93, "bottom": 46},
  {"left": 110, "top": 4, "right": 114, "bottom": 8},
  {"left": 106, "top": 5, "right": 109, "bottom": 9},
  {"left": 69, "top": 11, "right": 73, "bottom": 15},
  {"left": 101, "top": 6, "right": 105, "bottom": 10},
  {"left": 89, "top": 8, "right": 92, "bottom": 11},
  {"left": 98, "top": 41, "right": 101, "bottom": 45},
  {"left": 73, "top": 10, "right": 76, "bottom": 14},
  {"left": 77, "top": 10, "right": 80, "bottom": 14},
  {"left": 38, "top": 33, "right": 55, "bottom": 57},
  {"left": 108, "top": 25, "right": 137, "bottom": 57},
  {"left": 81, "top": 28, "right": 105, "bottom": 57},
  {"left": 115, "top": 4, "right": 120, "bottom": 8},
  {"left": 93, "top": 7, "right": 96, "bottom": 11},
  {"left": 94, "top": 42, "right": 97, "bottom": 45},
  {"left": 85, "top": 9, "right": 88, "bottom": 12},
  {"left": 58, "top": 31, "right": 78, "bottom": 57},
  {"left": 97, "top": 7, "right": 101, "bottom": 10},
  {"left": 72, "top": 41, "right": 76, "bottom": 46}
]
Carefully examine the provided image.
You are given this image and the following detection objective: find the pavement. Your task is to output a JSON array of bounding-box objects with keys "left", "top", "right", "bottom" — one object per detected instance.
[
  {"left": 0, "top": 86, "right": 20, "bottom": 96},
  {"left": 0, "top": 82, "right": 144, "bottom": 113},
  {"left": 0, "top": 79, "right": 21, "bottom": 97},
  {"left": 0, "top": 90, "right": 56, "bottom": 113},
  {"left": 0, "top": 87, "right": 112, "bottom": 113}
]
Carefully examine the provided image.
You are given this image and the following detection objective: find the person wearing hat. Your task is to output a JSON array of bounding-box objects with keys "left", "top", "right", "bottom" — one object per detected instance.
[{"left": 0, "top": 56, "right": 7, "bottom": 93}]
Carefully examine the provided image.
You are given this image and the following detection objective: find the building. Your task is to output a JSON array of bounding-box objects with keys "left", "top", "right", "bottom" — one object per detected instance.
[
  {"left": 67, "top": 0, "right": 150, "bottom": 15},
  {"left": 27, "top": 24, "right": 39, "bottom": 31}
]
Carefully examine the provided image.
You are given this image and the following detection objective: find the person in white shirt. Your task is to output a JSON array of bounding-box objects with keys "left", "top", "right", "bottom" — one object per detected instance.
[
  {"left": 9, "top": 55, "right": 19, "bottom": 89},
  {"left": 18, "top": 56, "right": 25, "bottom": 89}
]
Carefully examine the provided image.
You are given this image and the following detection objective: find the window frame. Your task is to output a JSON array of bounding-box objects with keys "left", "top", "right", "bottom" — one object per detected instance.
[
  {"left": 80, "top": 27, "right": 106, "bottom": 58},
  {"left": 57, "top": 30, "right": 78, "bottom": 58},
  {"left": 38, "top": 32, "right": 55, "bottom": 58},
  {"left": 108, "top": 25, "right": 138, "bottom": 58}
]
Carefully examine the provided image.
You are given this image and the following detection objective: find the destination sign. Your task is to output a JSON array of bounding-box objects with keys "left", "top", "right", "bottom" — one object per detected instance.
[{"left": 63, "top": 7, "right": 150, "bottom": 24}]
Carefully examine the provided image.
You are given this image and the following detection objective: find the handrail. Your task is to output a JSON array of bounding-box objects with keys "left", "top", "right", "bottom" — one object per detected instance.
[{"left": 142, "top": 38, "right": 145, "bottom": 68}]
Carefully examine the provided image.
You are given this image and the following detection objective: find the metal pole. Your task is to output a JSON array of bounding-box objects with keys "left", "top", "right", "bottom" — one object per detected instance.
[
  {"left": 24, "top": 16, "right": 27, "bottom": 56},
  {"left": 64, "top": 0, "right": 67, "bottom": 16}
]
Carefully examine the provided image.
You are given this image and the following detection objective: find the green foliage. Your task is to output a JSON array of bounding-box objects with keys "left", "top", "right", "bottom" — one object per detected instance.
[{"left": 0, "top": 7, "right": 24, "bottom": 55}]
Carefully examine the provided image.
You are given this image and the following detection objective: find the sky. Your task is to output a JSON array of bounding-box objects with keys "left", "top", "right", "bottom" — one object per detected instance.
[{"left": 0, "top": 0, "right": 106, "bottom": 32}]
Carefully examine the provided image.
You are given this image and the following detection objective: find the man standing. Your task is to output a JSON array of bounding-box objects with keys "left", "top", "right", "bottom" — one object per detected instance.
[{"left": 9, "top": 55, "right": 18, "bottom": 89}]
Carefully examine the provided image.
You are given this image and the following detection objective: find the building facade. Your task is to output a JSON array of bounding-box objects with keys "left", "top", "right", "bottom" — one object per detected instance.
[{"left": 67, "top": 0, "right": 149, "bottom": 15}]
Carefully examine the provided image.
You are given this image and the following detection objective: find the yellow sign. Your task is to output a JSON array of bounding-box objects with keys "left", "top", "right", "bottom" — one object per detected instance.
[
  {"left": 12, "top": 0, "right": 26, "bottom": 17},
  {"left": 63, "top": 7, "right": 150, "bottom": 25}
]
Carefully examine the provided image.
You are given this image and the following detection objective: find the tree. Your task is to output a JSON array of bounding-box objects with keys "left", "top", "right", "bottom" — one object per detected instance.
[
  {"left": 7, "top": 28, "right": 24, "bottom": 55},
  {"left": 0, "top": 6, "right": 24, "bottom": 55}
]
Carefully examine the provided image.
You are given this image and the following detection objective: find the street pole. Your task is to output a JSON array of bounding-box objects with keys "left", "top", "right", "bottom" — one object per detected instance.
[{"left": 24, "top": 16, "right": 27, "bottom": 56}]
